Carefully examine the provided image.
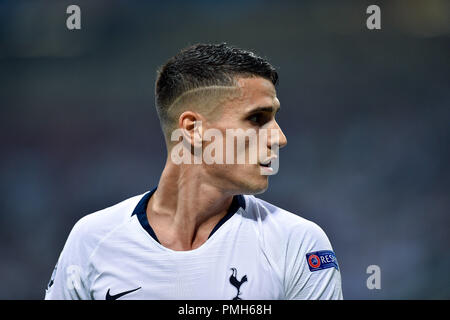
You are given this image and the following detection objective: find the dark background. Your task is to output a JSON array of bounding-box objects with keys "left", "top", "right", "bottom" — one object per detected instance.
[{"left": 0, "top": 0, "right": 449, "bottom": 299}]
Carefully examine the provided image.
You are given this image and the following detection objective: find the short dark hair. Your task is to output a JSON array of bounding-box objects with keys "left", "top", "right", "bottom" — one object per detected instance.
[{"left": 155, "top": 43, "right": 278, "bottom": 123}]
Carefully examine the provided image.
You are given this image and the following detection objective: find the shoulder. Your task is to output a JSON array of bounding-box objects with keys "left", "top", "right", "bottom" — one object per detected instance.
[
  {"left": 243, "top": 195, "right": 333, "bottom": 250},
  {"left": 63, "top": 192, "right": 146, "bottom": 255}
]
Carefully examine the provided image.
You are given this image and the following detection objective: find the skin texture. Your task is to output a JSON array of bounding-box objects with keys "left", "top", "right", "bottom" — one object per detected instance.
[{"left": 146, "top": 77, "right": 287, "bottom": 251}]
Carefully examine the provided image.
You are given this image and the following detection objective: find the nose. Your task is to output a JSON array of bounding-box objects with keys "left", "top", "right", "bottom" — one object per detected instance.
[{"left": 268, "top": 120, "right": 287, "bottom": 149}]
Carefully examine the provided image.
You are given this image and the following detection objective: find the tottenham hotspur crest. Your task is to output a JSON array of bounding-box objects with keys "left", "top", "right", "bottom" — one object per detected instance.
[{"left": 229, "top": 267, "right": 248, "bottom": 300}]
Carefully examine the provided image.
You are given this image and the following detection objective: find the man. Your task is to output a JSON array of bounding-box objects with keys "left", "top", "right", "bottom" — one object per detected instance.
[{"left": 45, "top": 43, "right": 343, "bottom": 300}]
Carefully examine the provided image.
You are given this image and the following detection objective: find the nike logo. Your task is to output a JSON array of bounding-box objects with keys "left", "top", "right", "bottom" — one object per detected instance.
[{"left": 105, "top": 287, "right": 141, "bottom": 300}]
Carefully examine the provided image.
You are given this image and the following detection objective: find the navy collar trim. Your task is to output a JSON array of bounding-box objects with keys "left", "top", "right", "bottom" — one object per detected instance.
[{"left": 131, "top": 187, "right": 246, "bottom": 244}]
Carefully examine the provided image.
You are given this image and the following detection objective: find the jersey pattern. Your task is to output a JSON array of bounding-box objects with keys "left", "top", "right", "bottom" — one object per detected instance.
[{"left": 45, "top": 188, "right": 343, "bottom": 300}]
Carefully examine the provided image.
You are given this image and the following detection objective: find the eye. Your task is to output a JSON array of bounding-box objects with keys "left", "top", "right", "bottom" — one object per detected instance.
[
  {"left": 247, "top": 113, "right": 270, "bottom": 126},
  {"left": 248, "top": 114, "right": 260, "bottom": 123}
]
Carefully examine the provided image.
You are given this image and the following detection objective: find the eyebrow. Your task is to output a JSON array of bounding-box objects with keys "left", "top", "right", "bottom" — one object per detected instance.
[{"left": 246, "top": 105, "right": 281, "bottom": 114}]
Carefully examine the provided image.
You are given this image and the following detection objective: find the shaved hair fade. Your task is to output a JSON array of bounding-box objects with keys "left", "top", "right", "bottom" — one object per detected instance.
[{"left": 155, "top": 43, "right": 278, "bottom": 138}]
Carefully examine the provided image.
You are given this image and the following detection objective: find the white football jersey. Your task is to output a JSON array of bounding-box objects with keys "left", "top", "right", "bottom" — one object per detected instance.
[{"left": 45, "top": 188, "right": 343, "bottom": 300}]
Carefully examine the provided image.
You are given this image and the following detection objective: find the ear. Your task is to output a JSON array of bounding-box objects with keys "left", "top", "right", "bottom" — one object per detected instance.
[{"left": 178, "top": 111, "right": 203, "bottom": 148}]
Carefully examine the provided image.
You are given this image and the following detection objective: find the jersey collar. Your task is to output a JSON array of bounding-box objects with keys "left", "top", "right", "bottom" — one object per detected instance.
[{"left": 131, "top": 187, "right": 246, "bottom": 244}]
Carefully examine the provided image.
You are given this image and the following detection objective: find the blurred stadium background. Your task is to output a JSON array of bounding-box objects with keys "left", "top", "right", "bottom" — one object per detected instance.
[{"left": 0, "top": 0, "right": 449, "bottom": 299}]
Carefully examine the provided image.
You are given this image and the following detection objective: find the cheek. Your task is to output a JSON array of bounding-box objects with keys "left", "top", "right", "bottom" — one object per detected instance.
[{"left": 203, "top": 120, "right": 266, "bottom": 165}]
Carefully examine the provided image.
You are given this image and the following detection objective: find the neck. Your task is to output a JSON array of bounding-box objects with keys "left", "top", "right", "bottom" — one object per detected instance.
[{"left": 146, "top": 158, "right": 234, "bottom": 251}]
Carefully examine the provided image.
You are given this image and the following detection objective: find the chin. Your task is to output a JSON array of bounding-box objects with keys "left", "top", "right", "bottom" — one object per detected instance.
[
  {"left": 248, "top": 186, "right": 268, "bottom": 195},
  {"left": 239, "top": 177, "right": 269, "bottom": 195},
  {"left": 212, "top": 166, "right": 270, "bottom": 195}
]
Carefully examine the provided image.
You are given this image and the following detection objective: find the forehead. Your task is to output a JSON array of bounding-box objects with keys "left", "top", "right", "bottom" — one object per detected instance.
[{"left": 224, "top": 77, "right": 279, "bottom": 114}]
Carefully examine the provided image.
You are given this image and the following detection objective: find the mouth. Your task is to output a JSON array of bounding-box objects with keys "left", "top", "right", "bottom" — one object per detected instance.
[
  {"left": 259, "top": 161, "right": 274, "bottom": 175},
  {"left": 259, "top": 161, "right": 271, "bottom": 168},
  {"left": 259, "top": 154, "right": 277, "bottom": 175},
  {"left": 259, "top": 154, "right": 277, "bottom": 167}
]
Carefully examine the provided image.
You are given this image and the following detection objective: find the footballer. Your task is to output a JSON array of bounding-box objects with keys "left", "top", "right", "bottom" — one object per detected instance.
[{"left": 45, "top": 43, "right": 343, "bottom": 300}]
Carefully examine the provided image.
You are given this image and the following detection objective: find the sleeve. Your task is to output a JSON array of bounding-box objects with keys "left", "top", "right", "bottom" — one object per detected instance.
[
  {"left": 44, "top": 217, "right": 94, "bottom": 300},
  {"left": 284, "top": 221, "right": 343, "bottom": 300}
]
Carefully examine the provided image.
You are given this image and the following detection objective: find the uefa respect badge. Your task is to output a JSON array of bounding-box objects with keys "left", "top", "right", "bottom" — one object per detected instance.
[{"left": 306, "top": 250, "right": 339, "bottom": 272}]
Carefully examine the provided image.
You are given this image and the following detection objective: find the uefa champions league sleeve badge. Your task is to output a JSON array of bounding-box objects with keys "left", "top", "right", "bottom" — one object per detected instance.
[{"left": 306, "top": 250, "right": 339, "bottom": 272}]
